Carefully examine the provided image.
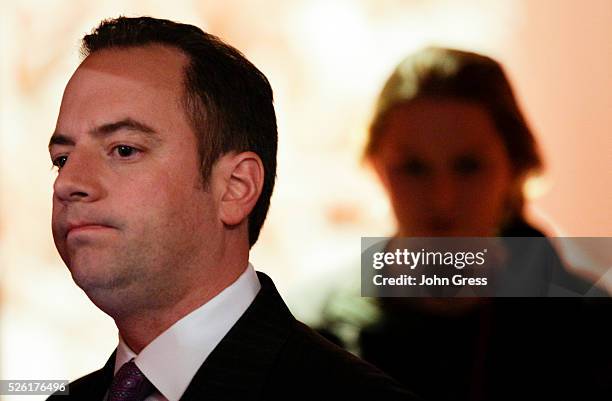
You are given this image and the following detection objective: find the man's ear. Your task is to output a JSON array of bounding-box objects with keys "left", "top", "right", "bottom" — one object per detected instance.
[{"left": 216, "top": 152, "right": 264, "bottom": 226}]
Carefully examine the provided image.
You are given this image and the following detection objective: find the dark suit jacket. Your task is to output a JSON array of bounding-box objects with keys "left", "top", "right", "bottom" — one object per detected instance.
[{"left": 48, "top": 272, "right": 418, "bottom": 400}]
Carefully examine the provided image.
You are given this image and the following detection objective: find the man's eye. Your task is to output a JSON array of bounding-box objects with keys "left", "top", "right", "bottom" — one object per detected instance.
[
  {"left": 52, "top": 155, "right": 68, "bottom": 169},
  {"left": 113, "top": 145, "right": 139, "bottom": 158}
]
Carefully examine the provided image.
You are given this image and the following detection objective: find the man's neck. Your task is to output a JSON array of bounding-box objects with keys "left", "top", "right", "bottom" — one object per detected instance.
[{"left": 116, "top": 260, "right": 249, "bottom": 353}]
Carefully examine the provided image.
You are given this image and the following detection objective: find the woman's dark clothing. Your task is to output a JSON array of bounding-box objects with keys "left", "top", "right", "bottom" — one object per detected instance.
[{"left": 317, "top": 222, "right": 610, "bottom": 401}]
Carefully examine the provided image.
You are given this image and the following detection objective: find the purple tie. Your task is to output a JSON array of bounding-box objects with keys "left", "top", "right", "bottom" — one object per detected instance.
[{"left": 108, "top": 360, "right": 154, "bottom": 401}]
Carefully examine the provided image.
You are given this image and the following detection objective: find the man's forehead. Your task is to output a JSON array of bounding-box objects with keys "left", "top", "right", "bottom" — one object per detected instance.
[
  {"left": 72, "top": 44, "right": 188, "bottom": 91},
  {"left": 55, "top": 44, "right": 193, "bottom": 141}
]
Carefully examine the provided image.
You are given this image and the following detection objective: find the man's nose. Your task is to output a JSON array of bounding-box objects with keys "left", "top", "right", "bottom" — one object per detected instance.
[{"left": 53, "top": 151, "right": 106, "bottom": 203}]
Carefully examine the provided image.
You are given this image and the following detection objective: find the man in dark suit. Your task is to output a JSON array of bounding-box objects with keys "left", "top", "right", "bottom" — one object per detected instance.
[{"left": 47, "top": 16, "right": 417, "bottom": 400}]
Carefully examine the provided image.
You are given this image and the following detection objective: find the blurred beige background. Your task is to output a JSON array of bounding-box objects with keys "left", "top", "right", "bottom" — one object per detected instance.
[{"left": 1, "top": 0, "right": 611, "bottom": 399}]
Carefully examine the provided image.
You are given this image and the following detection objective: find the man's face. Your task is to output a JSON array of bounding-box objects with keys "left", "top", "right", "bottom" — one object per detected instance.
[{"left": 50, "top": 45, "right": 221, "bottom": 314}]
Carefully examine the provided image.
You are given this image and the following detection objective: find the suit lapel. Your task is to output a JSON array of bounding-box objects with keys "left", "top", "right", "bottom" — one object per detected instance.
[
  {"left": 180, "top": 272, "right": 293, "bottom": 401},
  {"left": 66, "top": 350, "right": 115, "bottom": 400}
]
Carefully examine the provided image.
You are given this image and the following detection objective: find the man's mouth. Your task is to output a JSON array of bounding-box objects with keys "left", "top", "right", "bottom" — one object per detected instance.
[{"left": 66, "top": 222, "right": 116, "bottom": 238}]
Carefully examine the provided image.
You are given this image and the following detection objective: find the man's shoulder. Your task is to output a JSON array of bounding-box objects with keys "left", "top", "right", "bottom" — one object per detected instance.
[
  {"left": 268, "top": 317, "right": 419, "bottom": 399},
  {"left": 184, "top": 271, "right": 420, "bottom": 400}
]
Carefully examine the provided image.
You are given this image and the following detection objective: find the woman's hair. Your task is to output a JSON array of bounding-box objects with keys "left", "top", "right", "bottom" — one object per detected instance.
[{"left": 366, "top": 47, "right": 543, "bottom": 224}]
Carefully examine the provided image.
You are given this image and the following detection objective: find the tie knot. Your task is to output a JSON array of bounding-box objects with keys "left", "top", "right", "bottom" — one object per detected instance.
[{"left": 109, "top": 360, "right": 154, "bottom": 401}]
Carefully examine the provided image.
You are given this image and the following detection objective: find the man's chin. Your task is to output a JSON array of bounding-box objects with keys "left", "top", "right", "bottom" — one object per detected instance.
[
  {"left": 67, "top": 256, "right": 124, "bottom": 293},
  {"left": 68, "top": 264, "right": 136, "bottom": 317}
]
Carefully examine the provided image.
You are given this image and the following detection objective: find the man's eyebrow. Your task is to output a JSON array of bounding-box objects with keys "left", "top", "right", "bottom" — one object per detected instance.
[
  {"left": 48, "top": 133, "right": 74, "bottom": 148},
  {"left": 49, "top": 118, "right": 159, "bottom": 149},
  {"left": 92, "top": 118, "right": 157, "bottom": 137}
]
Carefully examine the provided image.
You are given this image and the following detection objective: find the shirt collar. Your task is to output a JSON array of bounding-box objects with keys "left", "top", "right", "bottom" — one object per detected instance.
[{"left": 114, "top": 263, "right": 261, "bottom": 401}]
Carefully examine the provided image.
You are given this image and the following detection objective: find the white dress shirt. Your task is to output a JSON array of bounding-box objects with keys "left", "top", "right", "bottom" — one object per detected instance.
[{"left": 110, "top": 264, "right": 261, "bottom": 401}]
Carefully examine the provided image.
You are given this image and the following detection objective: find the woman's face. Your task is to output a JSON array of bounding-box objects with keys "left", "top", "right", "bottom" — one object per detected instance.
[{"left": 370, "top": 98, "right": 514, "bottom": 237}]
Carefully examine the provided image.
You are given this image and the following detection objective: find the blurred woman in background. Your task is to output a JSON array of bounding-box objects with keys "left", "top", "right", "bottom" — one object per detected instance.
[
  {"left": 315, "top": 47, "right": 609, "bottom": 401},
  {"left": 366, "top": 47, "right": 541, "bottom": 239}
]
